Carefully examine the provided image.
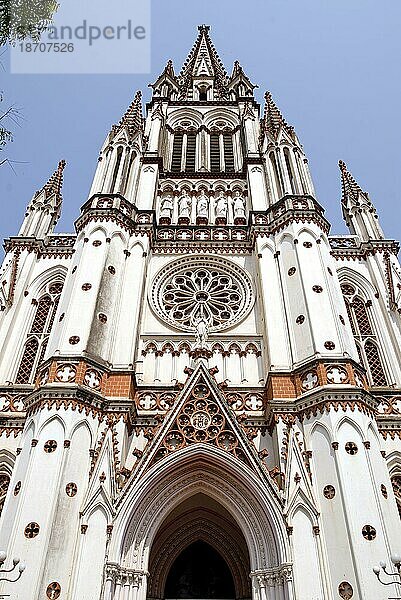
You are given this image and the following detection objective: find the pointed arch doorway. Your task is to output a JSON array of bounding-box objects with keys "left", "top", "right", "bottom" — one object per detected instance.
[
  {"left": 165, "top": 540, "right": 235, "bottom": 599},
  {"left": 148, "top": 493, "right": 252, "bottom": 600}
]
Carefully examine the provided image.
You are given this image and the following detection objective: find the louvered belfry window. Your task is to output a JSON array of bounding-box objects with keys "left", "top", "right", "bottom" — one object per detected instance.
[
  {"left": 185, "top": 133, "right": 196, "bottom": 171},
  {"left": 223, "top": 134, "right": 235, "bottom": 171},
  {"left": 210, "top": 133, "right": 221, "bottom": 172},
  {"left": 341, "top": 285, "right": 387, "bottom": 386},
  {"left": 171, "top": 133, "right": 184, "bottom": 172},
  {"left": 16, "top": 281, "right": 64, "bottom": 384}
]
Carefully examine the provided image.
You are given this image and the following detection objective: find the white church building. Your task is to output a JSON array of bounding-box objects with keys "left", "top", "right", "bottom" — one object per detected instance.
[{"left": 0, "top": 24, "right": 400, "bottom": 600}]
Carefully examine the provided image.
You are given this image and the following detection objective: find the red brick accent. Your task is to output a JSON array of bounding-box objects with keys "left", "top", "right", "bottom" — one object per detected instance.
[
  {"left": 103, "top": 373, "right": 135, "bottom": 398},
  {"left": 75, "top": 361, "right": 87, "bottom": 385},
  {"left": 48, "top": 360, "right": 58, "bottom": 383},
  {"left": 266, "top": 374, "right": 297, "bottom": 399}
]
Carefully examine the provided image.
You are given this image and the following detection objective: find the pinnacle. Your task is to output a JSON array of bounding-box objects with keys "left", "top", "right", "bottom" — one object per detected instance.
[
  {"left": 263, "top": 91, "right": 294, "bottom": 140},
  {"left": 338, "top": 159, "right": 365, "bottom": 204},
  {"left": 39, "top": 159, "right": 66, "bottom": 203},
  {"left": 118, "top": 90, "right": 143, "bottom": 138}
]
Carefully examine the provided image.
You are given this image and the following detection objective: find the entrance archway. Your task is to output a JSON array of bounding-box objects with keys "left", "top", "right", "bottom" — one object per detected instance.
[
  {"left": 109, "top": 448, "right": 293, "bottom": 600},
  {"left": 165, "top": 540, "right": 235, "bottom": 599},
  {"left": 148, "top": 493, "right": 251, "bottom": 600}
]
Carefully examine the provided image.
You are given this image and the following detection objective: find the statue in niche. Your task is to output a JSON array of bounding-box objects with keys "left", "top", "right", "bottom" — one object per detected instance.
[
  {"left": 196, "top": 190, "right": 209, "bottom": 224},
  {"left": 233, "top": 190, "right": 246, "bottom": 224},
  {"left": 178, "top": 190, "right": 191, "bottom": 223},
  {"left": 215, "top": 191, "right": 227, "bottom": 223},
  {"left": 195, "top": 317, "right": 209, "bottom": 349},
  {"left": 160, "top": 194, "right": 174, "bottom": 224}
]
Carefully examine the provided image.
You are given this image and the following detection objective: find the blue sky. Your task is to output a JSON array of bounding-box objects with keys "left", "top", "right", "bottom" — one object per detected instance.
[{"left": 1, "top": 0, "right": 401, "bottom": 247}]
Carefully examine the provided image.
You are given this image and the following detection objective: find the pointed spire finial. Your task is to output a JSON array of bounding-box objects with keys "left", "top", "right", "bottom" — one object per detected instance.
[
  {"left": 165, "top": 59, "right": 174, "bottom": 75},
  {"left": 178, "top": 25, "right": 229, "bottom": 99},
  {"left": 338, "top": 160, "right": 366, "bottom": 205},
  {"left": 38, "top": 159, "right": 66, "bottom": 204},
  {"left": 117, "top": 90, "right": 143, "bottom": 138},
  {"left": 263, "top": 91, "right": 294, "bottom": 140}
]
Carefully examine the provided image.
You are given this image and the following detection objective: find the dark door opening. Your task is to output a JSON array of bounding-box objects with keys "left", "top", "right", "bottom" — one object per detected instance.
[{"left": 164, "top": 540, "right": 235, "bottom": 599}]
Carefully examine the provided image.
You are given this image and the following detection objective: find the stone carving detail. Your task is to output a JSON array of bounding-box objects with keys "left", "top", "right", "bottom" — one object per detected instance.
[
  {"left": 24, "top": 522, "right": 40, "bottom": 538},
  {"left": 376, "top": 395, "right": 401, "bottom": 415},
  {"left": 0, "top": 394, "right": 25, "bottom": 412},
  {"left": 178, "top": 190, "right": 191, "bottom": 223},
  {"left": 46, "top": 582, "right": 61, "bottom": 599},
  {"left": 215, "top": 191, "right": 228, "bottom": 223},
  {"left": 338, "top": 581, "right": 353, "bottom": 599},
  {"left": 153, "top": 380, "right": 248, "bottom": 465},
  {"left": 66, "top": 482, "right": 78, "bottom": 497},
  {"left": 136, "top": 391, "right": 178, "bottom": 411},
  {"left": 326, "top": 365, "right": 348, "bottom": 384},
  {"left": 362, "top": 524, "right": 376, "bottom": 540},
  {"left": 345, "top": 441, "right": 358, "bottom": 455},
  {"left": 301, "top": 371, "right": 318, "bottom": 391},
  {"left": 196, "top": 191, "right": 209, "bottom": 224},
  {"left": 83, "top": 369, "right": 102, "bottom": 390},
  {"left": 150, "top": 256, "right": 254, "bottom": 333},
  {"left": 55, "top": 364, "right": 77, "bottom": 383},
  {"left": 44, "top": 440, "right": 57, "bottom": 453},
  {"left": 160, "top": 194, "right": 174, "bottom": 224},
  {"left": 233, "top": 191, "right": 246, "bottom": 225},
  {"left": 105, "top": 564, "right": 148, "bottom": 591},
  {"left": 323, "top": 484, "right": 335, "bottom": 499}
]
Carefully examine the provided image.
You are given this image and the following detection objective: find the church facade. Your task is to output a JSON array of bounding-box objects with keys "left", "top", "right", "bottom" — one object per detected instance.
[{"left": 0, "top": 24, "right": 400, "bottom": 600}]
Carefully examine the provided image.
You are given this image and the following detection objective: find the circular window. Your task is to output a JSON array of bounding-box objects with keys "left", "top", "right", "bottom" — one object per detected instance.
[{"left": 150, "top": 256, "right": 254, "bottom": 332}]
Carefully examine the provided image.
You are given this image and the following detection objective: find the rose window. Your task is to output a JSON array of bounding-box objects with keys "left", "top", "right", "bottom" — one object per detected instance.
[{"left": 150, "top": 256, "right": 254, "bottom": 332}]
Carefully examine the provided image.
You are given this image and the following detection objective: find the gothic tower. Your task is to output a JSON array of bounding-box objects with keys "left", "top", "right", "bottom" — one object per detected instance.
[{"left": 0, "top": 25, "right": 400, "bottom": 600}]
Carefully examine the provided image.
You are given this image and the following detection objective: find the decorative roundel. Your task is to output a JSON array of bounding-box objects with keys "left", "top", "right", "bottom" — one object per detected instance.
[
  {"left": 46, "top": 582, "right": 61, "bottom": 599},
  {"left": 338, "top": 581, "right": 353, "bottom": 599},
  {"left": 150, "top": 256, "right": 254, "bottom": 332},
  {"left": 323, "top": 484, "right": 336, "bottom": 499},
  {"left": 24, "top": 522, "right": 40, "bottom": 538}
]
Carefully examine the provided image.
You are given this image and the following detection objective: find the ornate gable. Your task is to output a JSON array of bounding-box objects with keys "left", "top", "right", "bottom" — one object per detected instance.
[{"left": 131, "top": 363, "right": 278, "bottom": 495}]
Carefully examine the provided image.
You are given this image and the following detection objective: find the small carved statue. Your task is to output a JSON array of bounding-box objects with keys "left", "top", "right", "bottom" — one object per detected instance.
[
  {"left": 178, "top": 190, "right": 191, "bottom": 219},
  {"left": 233, "top": 190, "right": 246, "bottom": 219},
  {"left": 160, "top": 194, "right": 174, "bottom": 220},
  {"left": 215, "top": 191, "right": 227, "bottom": 218},
  {"left": 197, "top": 191, "right": 209, "bottom": 218},
  {"left": 195, "top": 317, "right": 209, "bottom": 348}
]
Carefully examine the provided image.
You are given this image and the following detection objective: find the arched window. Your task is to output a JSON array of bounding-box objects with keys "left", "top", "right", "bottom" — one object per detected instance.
[
  {"left": 110, "top": 146, "right": 124, "bottom": 193},
  {"left": 364, "top": 340, "right": 387, "bottom": 386},
  {"left": 223, "top": 134, "right": 235, "bottom": 171},
  {"left": 15, "top": 281, "right": 64, "bottom": 384},
  {"left": 341, "top": 285, "right": 387, "bottom": 386},
  {"left": 0, "top": 474, "right": 10, "bottom": 515},
  {"left": 210, "top": 133, "right": 221, "bottom": 171},
  {"left": 269, "top": 151, "right": 283, "bottom": 198},
  {"left": 284, "top": 148, "right": 297, "bottom": 194},
  {"left": 391, "top": 475, "right": 401, "bottom": 519},
  {"left": 120, "top": 150, "right": 137, "bottom": 196},
  {"left": 171, "top": 132, "right": 184, "bottom": 172},
  {"left": 199, "top": 86, "right": 208, "bottom": 101},
  {"left": 185, "top": 133, "right": 196, "bottom": 171},
  {"left": 294, "top": 151, "right": 308, "bottom": 194}
]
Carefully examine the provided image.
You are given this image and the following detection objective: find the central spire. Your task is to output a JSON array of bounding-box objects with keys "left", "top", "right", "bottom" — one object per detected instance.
[{"left": 177, "top": 24, "right": 229, "bottom": 100}]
